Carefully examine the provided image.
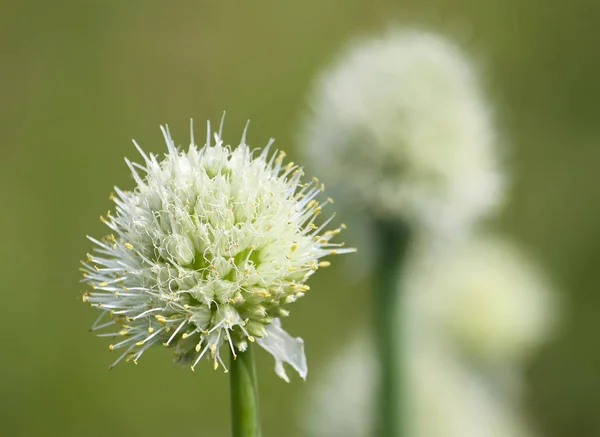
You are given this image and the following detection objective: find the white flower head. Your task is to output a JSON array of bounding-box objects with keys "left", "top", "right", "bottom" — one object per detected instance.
[
  {"left": 300, "top": 29, "right": 504, "bottom": 234},
  {"left": 429, "top": 234, "right": 558, "bottom": 364},
  {"left": 304, "top": 335, "right": 538, "bottom": 437},
  {"left": 80, "top": 117, "right": 354, "bottom": 380}
]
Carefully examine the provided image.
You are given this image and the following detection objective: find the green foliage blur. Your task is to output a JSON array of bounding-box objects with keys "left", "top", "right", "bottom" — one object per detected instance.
[{"left": 1, "top": 1, "right": 599, "bottom": 436}]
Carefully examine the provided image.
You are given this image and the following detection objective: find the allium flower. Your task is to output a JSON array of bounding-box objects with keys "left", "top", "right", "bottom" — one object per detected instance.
[
  {"left": 300, "top": 30, "right": 504, "bottom": 233},
  {"left": 422, "top": 234, "right": 557, "bottom": 364},
  {"left": 304, "top": 335, "right": 537, "bottom": 437},
  {"left": 80, "top": 119, "right": 353, "bottom": 381}
]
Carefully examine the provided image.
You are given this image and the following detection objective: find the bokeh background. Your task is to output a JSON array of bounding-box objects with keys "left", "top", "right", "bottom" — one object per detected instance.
[{"left": 2, "top": 1, "right": 599, "bottom": 436}]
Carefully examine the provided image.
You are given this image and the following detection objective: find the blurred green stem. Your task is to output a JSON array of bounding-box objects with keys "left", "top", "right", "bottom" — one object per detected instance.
[
  {"left": 374, "top": 220, "right": 410, "bottom": 437},
  {"left": 230, "top": 344, "right": 262, "bottom": 437}
]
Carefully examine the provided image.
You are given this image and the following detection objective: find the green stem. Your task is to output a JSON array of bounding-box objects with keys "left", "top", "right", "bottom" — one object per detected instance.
[
  {"left": 374, "top": 220, "right": 410, "bottom": 437},
  {"left": 230, "top": 344, "right": 262, "bottom": 437}
]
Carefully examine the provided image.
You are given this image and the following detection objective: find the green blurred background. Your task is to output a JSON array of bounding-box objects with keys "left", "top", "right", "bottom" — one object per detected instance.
[{"left": 1, "top": 1, "right": 599, "bottom": 436}]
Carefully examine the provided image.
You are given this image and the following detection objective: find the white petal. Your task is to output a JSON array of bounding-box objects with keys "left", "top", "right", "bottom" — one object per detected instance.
[{"left": 257, "top": 319, "right": 307, "bottom": 382}]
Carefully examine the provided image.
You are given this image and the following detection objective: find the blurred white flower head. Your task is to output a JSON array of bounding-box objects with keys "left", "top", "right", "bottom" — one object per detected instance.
[
  {"left": 426, "top": 234, "right": 557, "bottom": 364},
  {"left": 300, "top": 30, "right": 504, "bottom": 234},
  {"left": 303, "top": 334, "right": 536, "bottom": 437},
  {"left": 80, "top": 118, "right": 353, "bottom": 380}
]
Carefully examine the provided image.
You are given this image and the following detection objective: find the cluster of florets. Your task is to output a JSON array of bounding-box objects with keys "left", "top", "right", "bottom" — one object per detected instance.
[
  {"left": 81, "top": 120, "right": 353, "bottom": 379},
  {"left": 301, "top": 30, "right": 504, "bottom": 233}
]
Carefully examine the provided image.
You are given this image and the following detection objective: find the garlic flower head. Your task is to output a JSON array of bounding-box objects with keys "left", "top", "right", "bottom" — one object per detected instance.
[
  {"left": 300, "top": 29, "right": 504, "bottom": 234},
  {"left": 431, "top": 234, "right": 557, "bottom": 364},
  {"left": 80, "top": 118, "right": 353, "bottom": 380},
  {"left": 304, "top": 334, "right": 537, "bottom": 437}
]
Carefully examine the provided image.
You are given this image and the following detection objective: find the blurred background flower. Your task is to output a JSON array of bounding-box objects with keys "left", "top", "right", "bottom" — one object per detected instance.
[
  {"left": 303, "top": 334, "right": 539, "bottom": 437},
  {"left": 303, "top": 231, "right": 555, "bottom": 437},
  {"left": 422, "top": 234, "right": 558, "bottom": 367},
  {"left": 300, "top": 29, "right": 503, "bottom": 235},
  {"left": 1, "top": 1, "right": 598, "bottom": 437}
]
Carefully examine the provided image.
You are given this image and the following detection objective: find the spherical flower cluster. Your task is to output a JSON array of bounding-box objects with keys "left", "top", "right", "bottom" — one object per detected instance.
[
  {"left": 429, "top": 235, "right": 557, "bottom": 363},
  {"left": 300, "top": 30, "right": 504, "bottom": 233},
  {"left": 81, "top": 119, "right": 353, "bottom": 380},
  {"left": 304, "top": 335, "right": 535, "bottom": 437}
]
